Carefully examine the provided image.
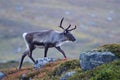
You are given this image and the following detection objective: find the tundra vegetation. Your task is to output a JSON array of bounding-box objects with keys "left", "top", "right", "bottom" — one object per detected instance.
[{"left": 1, "top": 44, "right": 120, "bottom": 80}]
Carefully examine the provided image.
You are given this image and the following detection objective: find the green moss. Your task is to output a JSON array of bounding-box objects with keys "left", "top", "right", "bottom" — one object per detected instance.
[
  {"left": 26, "top": 71, "right": 40, "bottom": 78},
  {"left": 68, "top": 60, "right": 120, "bottom": 80},
  {"left": 94, "top": 44, "right": 120, "bottom": 58},
  {"left": 52, "top": 59, "right": 80, "bottom": 76},
  {"left": 43, "top": 59, "right": 80, "bottom": 80},
  {"left": 44, "top": 56, "right": 120, "bottom": 80},
  {"left": 90, "top": 60, "right": 120, "bottom": 80}
]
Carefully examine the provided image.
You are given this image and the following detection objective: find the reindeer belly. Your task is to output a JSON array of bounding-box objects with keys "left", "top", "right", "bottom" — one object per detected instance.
[
  {"left": 33, "top": 41, "right": 55, "bottom": 48},
  {"left": 33, "top": 41, "right": 44, "bottom": 48}
]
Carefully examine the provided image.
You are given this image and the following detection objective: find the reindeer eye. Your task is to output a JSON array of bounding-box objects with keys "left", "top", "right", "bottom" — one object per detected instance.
[{"left": 64, "top": 30, "right": 68, "bottom": 34}]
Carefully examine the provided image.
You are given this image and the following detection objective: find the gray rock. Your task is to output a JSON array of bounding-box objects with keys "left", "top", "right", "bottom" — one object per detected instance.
[
  {"left": 89, "top": 21, "right": 96, "bottom": 26},
  {"left": 20, "top": 74, "right": 31, "bottom": 80},
  {"left": 90, "top": 13, "right": 97, "bottom": 18},
  {"left": 80, "top": 51, "right": 116, "bottom": 71},
  {"left": 106, "top": 16, "right": 113, "bottom": 22},
  {"left": 34, "top": 57, "right": 57, "bottom": 69},
  {"left": 0, "top": 72, "right": 5, "bottom": 80},
  {"left": 60, "top": 71, "right": 76, "bottom": 80},
  {"left": 65, "top": 11, "right": 71, "bottom": 15},
  {"left": 16, "top": 5, "right": 24, "bottom": 12}
]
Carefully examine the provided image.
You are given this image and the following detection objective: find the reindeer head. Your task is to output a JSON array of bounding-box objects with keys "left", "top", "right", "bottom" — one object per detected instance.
[{"left": 59, "top": 18, "right": 76, "bottom": 42}]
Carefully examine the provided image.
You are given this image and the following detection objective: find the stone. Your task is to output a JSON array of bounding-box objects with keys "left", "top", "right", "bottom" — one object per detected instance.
[
  {"left": 65, "top": 11, "right": 71, "bottom": 15},
  {"left": 106, "top": 16, "right": 113, "bottom": 22},
  {"left": 16, "top": 5, "right": 24, "bottom": 12},
  {"left": 34, "top": 57, "right": 57, "bottom": 69},
  {"left": 80, "top": 51, "right": 116, "bottom": 71},
  {"left": 20, "top": 74, "right": 31, "bottom": 80},
  {"left": 0, "top": 72, "right": 5, "bottom": 80},
  {"left": 60, "top": 71, "right": 76, "bottom": 80},
  {"left": 90, "top": 13, "right": 97, "bottom": 18}
]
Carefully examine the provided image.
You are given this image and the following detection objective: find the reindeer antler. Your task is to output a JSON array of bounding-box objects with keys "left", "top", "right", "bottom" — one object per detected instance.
[
  {"left": 59, "top": 17, "right": 65, "bottom": 30},
  {"left": 59, "top": 17, "right": 77, "bottom": 31},
  {"left": 66, "top": 24, "right": 71, "bottom": 30},
  {"left": 68, "top": 25, "right": 77, "bottom": 31}
]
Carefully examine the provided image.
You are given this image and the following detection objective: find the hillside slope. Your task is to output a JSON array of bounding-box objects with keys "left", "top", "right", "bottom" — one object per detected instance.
[
  {"left": 1, "top": 44, "right": 120, "bottom": 80},
  {"left": 1, "top": 59, "right": 120, "bottom": 80},
  {"left": 2, "top": 59, "right": 68, "bottom": 80}
]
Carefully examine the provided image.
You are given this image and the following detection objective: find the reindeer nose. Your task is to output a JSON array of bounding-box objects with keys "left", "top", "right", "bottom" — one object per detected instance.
[{"left": 72, "top": 38, "right": 76, "bottom": 42}]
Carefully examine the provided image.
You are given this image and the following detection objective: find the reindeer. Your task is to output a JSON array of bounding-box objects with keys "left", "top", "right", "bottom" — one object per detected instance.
[{"left": 18, "top": 18, "right": 76, "bottom": 69}]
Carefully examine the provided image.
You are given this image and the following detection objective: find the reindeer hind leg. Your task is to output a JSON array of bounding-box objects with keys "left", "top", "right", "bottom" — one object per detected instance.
[{"left": 18, "top": 50, "right": 29, "bottom": 69}]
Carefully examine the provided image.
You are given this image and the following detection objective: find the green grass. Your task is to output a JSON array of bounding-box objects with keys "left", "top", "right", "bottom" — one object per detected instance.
[
  {"left": 42, "top": 59, "right": 81, "bottom": 80},
  {"left": 0, "top": 61, "right": 32, "bottom": 70},
  {"left": 41, "top": 59, "right": 120, "bottom": 80},
  {"left": 52, "top": 59, "right": 80, "bottom": 76}
]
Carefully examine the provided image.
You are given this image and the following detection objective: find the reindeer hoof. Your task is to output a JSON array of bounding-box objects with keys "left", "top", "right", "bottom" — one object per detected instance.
[
  {"left": 35, "top": 60, "right": 38, "bottom": 64},
  {"left": 63, "top": 58, "right": 67, "bottom": 60}
]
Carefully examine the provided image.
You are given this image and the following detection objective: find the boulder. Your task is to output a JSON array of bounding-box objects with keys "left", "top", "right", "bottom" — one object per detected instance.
[
  {"left": 20, "top": 74, "right": 31, "bottom": 80},
  {"left": 60, "top": 71, "right": 76, "bottom": 80},
  {"left": 0, "top": 72, "right": 5, "bottom": 80},
  {"left": 80, "top": 51, "right": 116, "bottom": 71},
  {"left": 34, "top": 57, "right": 57, "bottom": 69}
]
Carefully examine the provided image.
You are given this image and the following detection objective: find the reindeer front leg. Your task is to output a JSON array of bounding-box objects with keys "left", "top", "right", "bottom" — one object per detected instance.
[
  {"left": 55, "top": 46, "right": 67, "bottom": 59},
  {"left": 28, "top": 45, "right": 36, "bottom": 63},
  {"left": 28, "top": 50, "right": 36, "bottom": 64},
  {"left": 44, "top": 44, "right": 49, "bottom": 57}
]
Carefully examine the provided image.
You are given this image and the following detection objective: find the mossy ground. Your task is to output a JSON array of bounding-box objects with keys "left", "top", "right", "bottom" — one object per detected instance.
[
  {"left": 1, "top": 59, "right": 69, "bottom": 80},
  {"left": 68, "top": 60, "right": 120, "bottom": 80},
  {"left": 43, "top": 59, "right": 120, "bottom": 80},
  {"left": 1, "top": 59, "right": 120, "bottom": 80},
  {"left": 94, "top": 43, "right": 120, "bottom": 58},
  {"left": 0, "top": 61, "right": 32, "bottom": 70},
  {"left": 68, "top": 44, "right": 120, "bottom": 80},
  {"left": 1, "top": 44, "right": 120, "bottom": 80},
  {"left": 43, "top": 59, "right": 81, "bottom": 80}
]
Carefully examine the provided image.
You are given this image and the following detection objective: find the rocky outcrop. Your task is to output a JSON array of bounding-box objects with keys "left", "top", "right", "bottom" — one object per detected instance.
[
  {"left": 80, "top": 51, "right": 116, "bottom": 71},
  {"left": 34, "top": 57, "right": 57, "bottom": 69}
]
